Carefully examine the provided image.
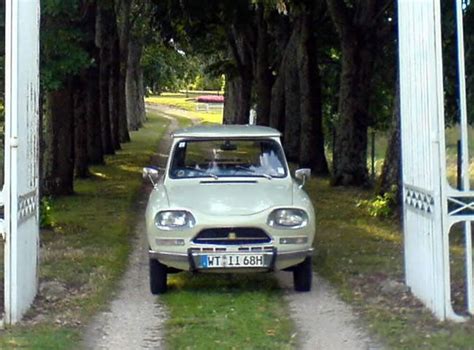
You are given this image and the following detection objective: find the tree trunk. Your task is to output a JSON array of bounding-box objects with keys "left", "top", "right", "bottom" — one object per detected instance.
[
  {"left": 80, "top": 1, "right": 104, "bottom": 165},
  {"left": 117, "top": 0, "right": 131, "bottom": 143},
  {"left": 126, "top": 38, "right": 145, "bottom": 130},
  {"left": 223, "top": 77, "right": 238, "bottom": 124},
  {"left": 297, "top": 13, "right": 329, "bottom": 175},
  {"left": 138, "top": 67, "right": 146, "bottom": 128},
  {"left": 109, "top": 34, "right": 122, "bottom": 150},
  {"left": 255, "top": 7, "right": 272, "bottom": 126},
  {"left": 378, "top": 76, "right": 401, "bottom": 199},
  {"left": 223, "top": 26, "right": 254, "bottom": 125},
  {"left": 85, "top": 64, "right": 104, "bottom": 164},
  {"left": 332, "top": 35, "right": 375, "bottom": 186},
  {"left": 73, "top": 75, "right": 90, "bottom": 178},
  {"left": 282, "top": 27, "right": 301, "bottom": 162},
  {"left": 223, "top": 75, "right": 252, "bottom": 124},
  {"left": 269, "top": 72, "right": 285, "bottom": 132},
  {"left": 41, "top": 86, "right": 75, "bottom": 196},
  {"left": 326, "top": 0, "right": 388, "bottom": 186},
  {"left": 269, "top": 16, "right": 291, "bottom": 133},
  {"left": 97, "top": 4, "right": 115, "bottom": 155},
  {"left": 137, "top": 67, "right": 147, "bottom": 125}
]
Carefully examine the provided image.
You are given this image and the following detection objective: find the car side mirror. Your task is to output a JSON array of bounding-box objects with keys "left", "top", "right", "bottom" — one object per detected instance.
[
  {"left": 143, "top": 166, "right": 162, "bottom": 187},
  {"left": 295, "top": 168, "right": 311, "bottom": 188}
]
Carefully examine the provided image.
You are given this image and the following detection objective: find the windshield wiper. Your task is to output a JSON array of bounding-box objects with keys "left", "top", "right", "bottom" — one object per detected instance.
[
  {"left": 234, "top": 165, "right": 272, "bottom": 180},
  {"left": 184, "top": 166, "right": 219, "bottom": 179}
]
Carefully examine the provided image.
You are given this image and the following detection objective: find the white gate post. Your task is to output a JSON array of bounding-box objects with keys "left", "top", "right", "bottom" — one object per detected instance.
[
  {"left": 3, "top": 0, "right": 41, "bottom": 324},
  {"left": 399, "top": 0, "right": 474, "bottom": 321}
]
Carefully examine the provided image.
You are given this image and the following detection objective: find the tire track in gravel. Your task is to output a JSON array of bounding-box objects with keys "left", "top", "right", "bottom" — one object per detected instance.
[
  {"left": 82, "top": 115, "right": 178, "bottom": 350},
  {"left": 277, "top": 272, "right": 384, "bottom": 350}
]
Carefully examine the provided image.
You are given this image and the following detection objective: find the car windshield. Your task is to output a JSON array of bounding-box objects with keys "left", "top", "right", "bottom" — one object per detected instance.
[{"left": 169, "top": 138, "right": 288, "bottom": 179}]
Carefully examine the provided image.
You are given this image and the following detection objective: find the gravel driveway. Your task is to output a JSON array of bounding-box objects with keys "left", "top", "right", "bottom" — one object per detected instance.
[
  {"left": 82, "top": 115, "right": 177, "bottom": 350},
  {"left": 82, "top": 111, "right": 383, "bottom": 350},
  {"left": 277, "top": 272, "right": 383, "bottom": 350}
]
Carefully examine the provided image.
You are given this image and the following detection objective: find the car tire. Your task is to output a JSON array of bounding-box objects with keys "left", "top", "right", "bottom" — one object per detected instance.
[
  {"left": 149, "top": 258, "right": 167, "bottom": 294},
  {"left": 293, "top": 256, "right": 312, "bottom": 292}
]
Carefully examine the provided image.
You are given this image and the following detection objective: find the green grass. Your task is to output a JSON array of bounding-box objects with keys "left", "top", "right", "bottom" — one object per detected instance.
[
  {"left": 0, "top": 326, "right": 79, "bottom": 350},
  {"left": 162, "top": 273, "right": 295, "bottom": 350},
  {"left": 3, "top": 108, "right": 474, "bottom": 349},
  {"left": 309, "top": 177, "right": 474, "bottom": 349},
  {"left": 146, "top": 92, "right": 223, "bottom": 124},
  {"left": 0, "top": 113, "right": 170, "bottom": 348}
]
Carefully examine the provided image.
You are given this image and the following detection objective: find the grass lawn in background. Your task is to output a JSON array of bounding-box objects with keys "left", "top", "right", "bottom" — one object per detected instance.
[
  {"left": 146, "top": 92, "right": 223, "bottom": 124},
  {"left": 0, "top": 113, "right": 169, "bottom": 348}
]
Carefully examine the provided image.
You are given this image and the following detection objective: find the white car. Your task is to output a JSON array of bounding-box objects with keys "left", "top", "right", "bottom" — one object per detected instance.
[{"left": 143, "top": 125, "right": 315, "bottom": 293}]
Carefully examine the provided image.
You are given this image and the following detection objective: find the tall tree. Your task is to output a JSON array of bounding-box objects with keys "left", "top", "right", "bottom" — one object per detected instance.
[
  {"left": 73, "top": 74, "right": 90, "bottom": 178},
  {"left": 127, "top": 38, "right": 146, "bottom": 130},
  {"left": 255, "top": 5, "right": 272, "bottom": 126},
  {"left": 327, "top": 0, "right": 393, "bottom": 186},
  {"left": 41, "top": 0, "right": 91, "bottom": 195},
  {"left": 223, "top": 3, "right": 256, "bottom": 124},
  {"left": 42, "top": 85, "right": 75, "bottom": 195},
  {"left": 269, "top": 2, "right": 329, "bottom": 173},
  {"left": 297, "top": 4, "right": 328, "bottom": 174},
  {"left": 96, "top": 1, "right": 116, "bottom": 154},
  {"left": 116, "top": 0, "right": 132, "bottom": 142}
]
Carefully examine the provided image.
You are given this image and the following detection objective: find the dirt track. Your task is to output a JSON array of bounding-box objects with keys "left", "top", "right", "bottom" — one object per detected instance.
[
  {"left": 82, "top": 115, "right": 176, "bottom": 350},
  {"left": 277, "top": 272, "right": 383, "bottom": 349}
]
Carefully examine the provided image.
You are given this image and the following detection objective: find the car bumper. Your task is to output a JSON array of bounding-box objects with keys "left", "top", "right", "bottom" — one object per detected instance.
[{"left": 149, "top": 247, "right": 314, "bottom": 272}]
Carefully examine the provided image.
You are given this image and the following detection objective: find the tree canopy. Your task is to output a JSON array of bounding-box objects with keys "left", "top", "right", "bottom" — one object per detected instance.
[{"left": 2, "top": 0, "right": 474, "bottom": 196}]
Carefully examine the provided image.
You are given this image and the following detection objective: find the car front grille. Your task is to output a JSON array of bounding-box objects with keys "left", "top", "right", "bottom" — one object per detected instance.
[{"left": 192, "top": 227, "right": 272, "bottom": 245}]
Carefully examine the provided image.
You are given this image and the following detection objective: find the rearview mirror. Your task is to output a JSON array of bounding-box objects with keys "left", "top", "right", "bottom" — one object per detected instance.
[
  {"left": 295, "top": 168, "right": 311, "bottom": 188},
  {"left": 220, "top": 140, "right": 237, "bottom": 151},
  {"left": 143, "top": 166, "right": 162, "bottom": 186}
]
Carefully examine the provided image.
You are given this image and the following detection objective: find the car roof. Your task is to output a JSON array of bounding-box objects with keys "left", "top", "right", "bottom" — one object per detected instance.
[{"left": 172, "top": 124, "right": 282, "bottom": 138}]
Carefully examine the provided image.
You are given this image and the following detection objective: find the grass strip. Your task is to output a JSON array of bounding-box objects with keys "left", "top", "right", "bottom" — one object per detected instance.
[
  {"left": 162, "top": 273, "right": 295, "bottom": 350},
  {"left": 147, "top": 105, "right": 294, "bottom": 349},
  {"left": 0, "top": 113, "right": 170, "bottom": 349},
  {"left": 309, "top": 177, "right": 474, "bottom": 349},
  {"left": 153, "top": 109, "right": 295, "bottom": 350}
]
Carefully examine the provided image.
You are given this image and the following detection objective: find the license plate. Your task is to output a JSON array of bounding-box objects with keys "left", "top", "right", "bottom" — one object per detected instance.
[{"left": 199, "top": 254, "right": 265, "bottom": 268}]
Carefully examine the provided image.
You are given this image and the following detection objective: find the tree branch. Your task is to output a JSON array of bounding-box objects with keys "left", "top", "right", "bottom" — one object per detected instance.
[{"left": 326, "top": 0, "right": 353, "bottom": 36}]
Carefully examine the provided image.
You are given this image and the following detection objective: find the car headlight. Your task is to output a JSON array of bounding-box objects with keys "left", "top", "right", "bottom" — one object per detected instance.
[
  {"left": 267, "top": 209, "right": 308, "bottom": 229},
  {"left": 155, "top": 211, "right": 196, "bottom": 230}
]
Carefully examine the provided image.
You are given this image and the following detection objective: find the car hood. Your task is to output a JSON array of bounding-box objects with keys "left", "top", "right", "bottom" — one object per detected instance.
[{"left": 165, "top": 180, "right": 293, "bottom": 216}]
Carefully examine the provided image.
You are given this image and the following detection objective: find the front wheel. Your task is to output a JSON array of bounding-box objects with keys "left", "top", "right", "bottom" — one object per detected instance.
[
  {"left": 293, "top": 257, "right": 312, "bottom": 292},
  {"left": 149, "top": 258, "right": 167, "bottom": 294}
]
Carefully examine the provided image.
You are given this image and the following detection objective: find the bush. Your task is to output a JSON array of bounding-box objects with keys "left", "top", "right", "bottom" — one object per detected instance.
[
  {"left": 357, "top": 186, "right": 397, "bottom": 218},
  {"left": 40, "top": 197, "right": 54, "bottom": 228}
]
